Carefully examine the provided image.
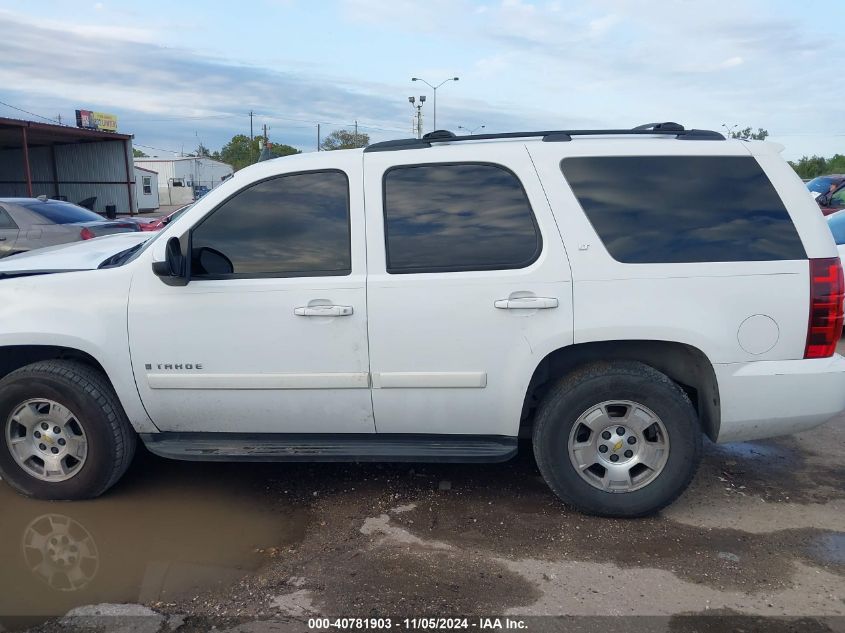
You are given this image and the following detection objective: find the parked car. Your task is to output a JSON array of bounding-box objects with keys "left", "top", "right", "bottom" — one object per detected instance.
[
  {"left": 806, "top": 174, "right": 845, "bottom": 215},
  {"left": 0, "top": 123, "right": 844, "bottom": 518},
  {"left": 826, "top": 209, "right": 845, "bottom": 271},
  {"left": 0, "top": 198, "right": 140, "bottom": 258},
  {"left": 124, "top": 204, "right": 193, "bottom": 232}
]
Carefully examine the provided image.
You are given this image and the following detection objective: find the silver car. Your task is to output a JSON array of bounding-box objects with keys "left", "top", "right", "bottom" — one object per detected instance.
[{"left": 0, "top": 198, "right": 140, "bottom": 258}]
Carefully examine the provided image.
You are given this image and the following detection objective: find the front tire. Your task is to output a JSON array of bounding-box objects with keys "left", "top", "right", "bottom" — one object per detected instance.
[
  {"left": 0, "top": 360, "right": 136, "bottom": 500},
  {"left": 533, "top": 361, "right": 702, "bottom": 517}
]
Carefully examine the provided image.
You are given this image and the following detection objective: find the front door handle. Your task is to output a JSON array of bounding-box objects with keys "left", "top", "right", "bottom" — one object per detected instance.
[
  {"left": 0, "top": 237, "right": 6, "bottom": 241},
  {"left": 294, "top": 305, "right": 353, "bottom": 317},
  {"left": 494, "top": 297, "right": 558, "bottom": 310}
]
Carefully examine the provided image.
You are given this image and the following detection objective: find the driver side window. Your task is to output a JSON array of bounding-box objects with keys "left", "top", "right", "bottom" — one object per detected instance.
[{"left": 190, "top": 170, "right": 351, "bottom": 278}]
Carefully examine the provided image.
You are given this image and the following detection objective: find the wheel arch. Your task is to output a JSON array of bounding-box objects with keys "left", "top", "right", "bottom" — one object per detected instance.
[
  {"left": 521, "top": 340, "right": 720, "bottom": 441},
  {"left": 0, "top": 345, "right": 108, "bottom": 383}
]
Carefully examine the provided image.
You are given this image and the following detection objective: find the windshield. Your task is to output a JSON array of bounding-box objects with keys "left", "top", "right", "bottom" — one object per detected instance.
[
  {"left": 17, "top": 200, "right": 104, "bottom": 224},
  {"left": 99, "top": 206, "right": 191, "bottom": 267},
  {"left": 806, "top": 177, "right": 840, "bottom": 194}
]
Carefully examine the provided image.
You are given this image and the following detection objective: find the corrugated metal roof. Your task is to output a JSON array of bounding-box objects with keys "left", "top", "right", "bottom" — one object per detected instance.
[{"left": 0, "top": 116, "right": 133, "bottom": 150}]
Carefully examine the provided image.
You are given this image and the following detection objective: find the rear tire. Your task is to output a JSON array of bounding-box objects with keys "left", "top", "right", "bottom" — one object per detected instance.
[
  {"left": 533, "top": 361, "right": 702, "bottom": 517},
  {"left": 0, "top": 360, "right": 136, "bottom": 500}
]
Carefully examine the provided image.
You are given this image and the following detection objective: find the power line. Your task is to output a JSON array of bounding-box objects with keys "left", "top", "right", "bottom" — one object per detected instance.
[
  {"left": 0, "top": 100, "right": 61, "bottom": 124},
  {"left": 120, "top": 113, "right": 241, "bottom": 123},
  {"left": 133, "top": 142, "right": 188, "bottom": 156}
]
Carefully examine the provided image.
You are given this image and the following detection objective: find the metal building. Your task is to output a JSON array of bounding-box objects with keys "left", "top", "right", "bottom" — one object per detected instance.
[
  {"left": 134, "top": 157, "right": 234, "bottom": 206},
  {"left": 0, "top": 117, "right": 137, "bottom": 215}
]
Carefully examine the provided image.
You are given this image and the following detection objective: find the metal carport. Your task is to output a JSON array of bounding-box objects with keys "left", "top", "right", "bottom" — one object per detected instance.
[{"left": 0, "top": 117, "right": 137, "bottom": 215}]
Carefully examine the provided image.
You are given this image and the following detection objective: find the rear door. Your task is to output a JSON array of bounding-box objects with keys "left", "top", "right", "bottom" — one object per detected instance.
[
  {"left": 0, "top": 206, "right": 20, "bottom": 256},
  {"left": 363, "top": 144, "right": 574, "bottom": 437}
]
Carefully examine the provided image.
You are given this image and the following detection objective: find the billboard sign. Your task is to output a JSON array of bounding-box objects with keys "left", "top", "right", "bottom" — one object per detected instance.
[{"left": 75, "top": 110, "right": 118, "bottom": 132}]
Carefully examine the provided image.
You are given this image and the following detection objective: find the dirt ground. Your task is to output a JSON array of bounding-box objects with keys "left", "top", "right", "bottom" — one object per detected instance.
[{"left": 1, "top": 365, "right": 843, "bottom": 632}]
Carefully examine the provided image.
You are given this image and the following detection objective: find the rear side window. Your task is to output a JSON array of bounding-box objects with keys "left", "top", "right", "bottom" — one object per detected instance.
[
  {"left": 0, "top": 207, "right": 16, "bottom": 229},
  {"left": 383, "top": 163, "right": 541, "bottom": 273},
  {"left": 561, "top": 156, "right": 806, "bottom": 263},
  {"left": 18, "top": 200, "right": 103, "bottom": 224}
]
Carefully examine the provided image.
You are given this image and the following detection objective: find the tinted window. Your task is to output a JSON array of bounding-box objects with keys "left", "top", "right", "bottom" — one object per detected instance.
[
  {"left": 0, "top": 207, "right": 16, "bottom": 229},
  {"left": 18, "top": 200, "right": 103, "bottom": 224},
  {"left": 561, "top": 156, "right": 805, "bottom": 263},
  {"left": 828, "top": 212, "right": 845, "bottom": 245},
  {"left": 383, "top": 163, "right": 541, "bottom": 273},
  {"left": 191, "top": 170, "right": 350, "bottom": 277}
]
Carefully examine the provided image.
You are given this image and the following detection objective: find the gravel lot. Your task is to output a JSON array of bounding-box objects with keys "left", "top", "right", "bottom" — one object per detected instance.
[{"left": 2, "top": 352, "right": 843, "bottom": 632}]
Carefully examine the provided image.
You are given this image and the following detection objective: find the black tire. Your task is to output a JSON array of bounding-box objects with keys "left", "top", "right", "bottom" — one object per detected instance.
[
  {"left": 0, "top": 360, "right": 136, "bottom": 500},
  {"left": 533, "top": 360, "right": 702, "bottom": 518}
]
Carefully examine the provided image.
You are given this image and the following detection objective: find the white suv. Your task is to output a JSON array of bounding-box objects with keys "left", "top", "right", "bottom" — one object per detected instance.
[{"left": 1, "top": 123, "right": 843, "bottom": 517}]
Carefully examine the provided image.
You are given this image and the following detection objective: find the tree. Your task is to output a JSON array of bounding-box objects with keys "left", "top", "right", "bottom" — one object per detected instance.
[
  {"left": 320, "top": 129, "right": 370, "bottom": 151},
  {"left": 267, "top": 142, "right": 300, "bottom": 159},
  {"left": 132, "top": 148, "right": 148, "bottom": 158},
  {"left": 218, "top": 134, "right": 301, "bottom": 170},
  {"left": 730, "top": 127, "right": 769, "bottom": 141},
  {"left": 789, "top": 154, "right": 845, "bottom": 180},
  {"left": 193, "top": 143, "right": 212, "bottom": 158}
]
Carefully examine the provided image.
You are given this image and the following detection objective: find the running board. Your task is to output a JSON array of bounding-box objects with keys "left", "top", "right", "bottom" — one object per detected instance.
[{"left": 139, "top": 433, "right": 518, "bottom": 463}]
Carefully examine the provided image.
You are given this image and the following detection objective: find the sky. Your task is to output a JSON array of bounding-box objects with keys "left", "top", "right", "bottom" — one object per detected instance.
[{"left": 1, "top": 0, "right": 843, "bottom": 160}]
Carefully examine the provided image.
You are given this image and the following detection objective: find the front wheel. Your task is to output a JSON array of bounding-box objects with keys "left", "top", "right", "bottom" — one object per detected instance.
[
  {"left": 0, "top": 360, "right": 136, "bottom": 500},
  {"left": 533, "top": 361, "right": 702, "bottom": 517}
]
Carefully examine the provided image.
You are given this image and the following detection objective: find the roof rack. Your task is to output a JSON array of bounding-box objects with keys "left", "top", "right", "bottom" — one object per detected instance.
[{"left": 364, "top": 122, "right": 725, "bottom": 152}]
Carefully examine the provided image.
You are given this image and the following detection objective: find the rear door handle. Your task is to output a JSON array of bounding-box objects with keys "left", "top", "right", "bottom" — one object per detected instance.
[
  {"left": 494, "top": 297, "right": 558, "bottom": 310},
  {"left": 0, "top": 237, "right": 6, "bottom": 241},
  {"left": 294, "top": 305, "right": 354, "bottom": 317}
]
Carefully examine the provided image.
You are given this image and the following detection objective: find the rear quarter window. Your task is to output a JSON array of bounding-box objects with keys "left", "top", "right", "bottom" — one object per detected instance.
[
  {"left": 18, "top": 200, "right": 104, "bottom": 224},
  {"left": 561, "top": 156, "right": 806, "bottom": 263}
]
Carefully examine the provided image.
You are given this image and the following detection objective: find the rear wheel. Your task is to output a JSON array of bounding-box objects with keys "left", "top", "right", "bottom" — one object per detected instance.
[
  {"left": 0, "top": 360, "right": 136, "bottom": 500},
  {"left": 533, "top": 361, "right": 702, "bottom": 517}
]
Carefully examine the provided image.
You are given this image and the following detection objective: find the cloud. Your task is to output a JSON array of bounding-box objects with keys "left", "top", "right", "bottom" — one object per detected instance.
[{"left": 2, "top": 1, "right": 843, "bottom": 160}]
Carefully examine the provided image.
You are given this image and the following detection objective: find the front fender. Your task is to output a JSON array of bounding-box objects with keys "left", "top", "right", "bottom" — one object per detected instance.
[{"left": 0, "top": 268, "right": 157, "bottom": 433}]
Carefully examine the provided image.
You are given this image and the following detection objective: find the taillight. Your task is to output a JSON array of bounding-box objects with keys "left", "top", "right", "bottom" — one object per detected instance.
[
  {"left": 804, "top": 257, "right": 844, "bottom": 358},
  {"left": 79, "top": 227, "right": 95, "bottom": 240}
]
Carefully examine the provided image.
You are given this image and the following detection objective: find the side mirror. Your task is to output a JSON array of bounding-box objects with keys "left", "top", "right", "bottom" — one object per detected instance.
[
  {"left": 152, "top": 237, "right": 187, "bottom": 285},
  {"left": 195, "top": 247, "right": 234, "bottom": 276}
]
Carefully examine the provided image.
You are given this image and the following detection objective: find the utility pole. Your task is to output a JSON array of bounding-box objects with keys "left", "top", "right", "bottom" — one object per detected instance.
[
  {"left": 263, "top": 123, "right": 268, "bottom": 144},
  {"left": 56, "top": 114, "right": 62, "bottom": 125},
  {"left": 354, "top": 120, "right": 358, "bottom": 146},
  {"left": 249, "top": 111, "right": 254, "bottom": 140},
  {"left": 317, "top": 123, "right": 321, "bottom": 151}
]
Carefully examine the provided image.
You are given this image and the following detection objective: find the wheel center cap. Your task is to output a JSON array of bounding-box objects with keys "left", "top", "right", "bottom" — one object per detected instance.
[{"left": 612, "top": 439, "right": 623, "bottom": 452}]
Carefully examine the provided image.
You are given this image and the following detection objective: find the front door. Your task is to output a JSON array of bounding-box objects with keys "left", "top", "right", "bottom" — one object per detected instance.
[
  {"left": 363, "top": 147, "right": 574, "bottom": 437},
  {"left": 128, "top": 154, "right": 374, "bottom": 434}
]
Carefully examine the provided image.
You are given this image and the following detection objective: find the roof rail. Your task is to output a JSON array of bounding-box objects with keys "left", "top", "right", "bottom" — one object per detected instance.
[{"left": 364, "top": 123, "right": 725, "bottom": 152}]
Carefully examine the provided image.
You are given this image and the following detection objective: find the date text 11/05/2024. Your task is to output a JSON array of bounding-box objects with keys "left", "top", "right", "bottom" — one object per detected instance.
[{"left": 307, "top": 618, "right": 527, "bottom": 630}]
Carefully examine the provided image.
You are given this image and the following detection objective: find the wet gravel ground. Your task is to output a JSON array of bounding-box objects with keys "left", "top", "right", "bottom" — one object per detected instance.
[{"left": 2, "top": 381, "right": 844, "bottom": 632}]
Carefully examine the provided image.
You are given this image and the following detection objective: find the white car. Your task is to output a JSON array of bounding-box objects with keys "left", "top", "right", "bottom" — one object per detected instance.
[{"left": 1, "top": 123, "right": 843, "bottom": 517}]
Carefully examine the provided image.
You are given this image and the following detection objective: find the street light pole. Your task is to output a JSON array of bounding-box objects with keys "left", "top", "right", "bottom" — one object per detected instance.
[{"left": 412, "top": 76, "right": 459, "bottom": 132}]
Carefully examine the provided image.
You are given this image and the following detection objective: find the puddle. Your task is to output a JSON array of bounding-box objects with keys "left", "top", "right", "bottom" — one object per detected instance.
[
  {"left": 0, "top": 451, "right": 308, "bottom": 629},
  {"left": 805, "top": 532, "right": 845, "bottom": 567}
]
